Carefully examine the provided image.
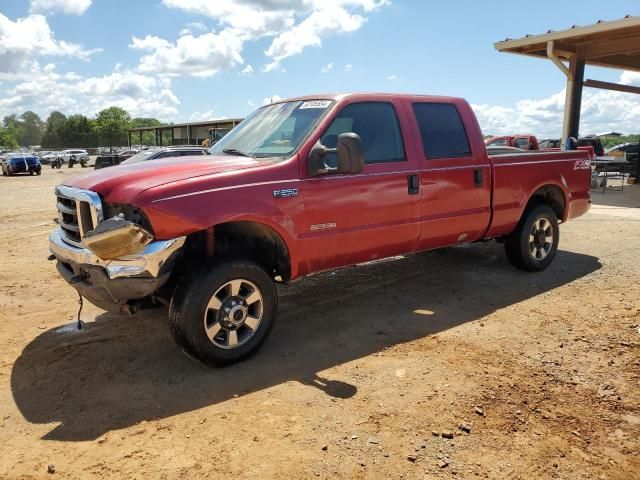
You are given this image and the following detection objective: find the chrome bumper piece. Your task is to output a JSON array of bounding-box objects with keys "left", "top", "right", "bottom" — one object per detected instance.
[{"left": 49, "top": 227, "right": 185, "bottom": 279}]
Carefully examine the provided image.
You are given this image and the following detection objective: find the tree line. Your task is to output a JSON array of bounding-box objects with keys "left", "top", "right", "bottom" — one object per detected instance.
[{"left": 0, "top": 107, "right": 164, "bottom": 149}]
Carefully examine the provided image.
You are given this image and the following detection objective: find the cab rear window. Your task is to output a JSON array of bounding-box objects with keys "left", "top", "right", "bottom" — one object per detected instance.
[{"left": 412, "top": 103, "right": 471, "bottom": 159}]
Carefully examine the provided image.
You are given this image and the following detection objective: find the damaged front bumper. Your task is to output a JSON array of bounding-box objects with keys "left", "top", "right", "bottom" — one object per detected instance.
[{"left": 49, "top": 227, "right": 185, "bottom": 314}]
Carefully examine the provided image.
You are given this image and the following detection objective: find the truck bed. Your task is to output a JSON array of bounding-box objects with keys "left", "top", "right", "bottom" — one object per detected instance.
[{"left": 485, "top": 150, "right": 592, "bottom": 239}]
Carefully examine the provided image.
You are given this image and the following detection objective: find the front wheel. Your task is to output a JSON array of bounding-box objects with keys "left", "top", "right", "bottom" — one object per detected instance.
[
  {"left": 505, "top": 204, "right": 559, "bottom": 272},
  {"left": 169, "top": 260, "right": 277, "bottom": 366}
]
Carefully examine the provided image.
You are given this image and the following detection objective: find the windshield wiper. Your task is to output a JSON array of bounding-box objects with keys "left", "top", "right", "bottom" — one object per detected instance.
[{"left": 222, "top": 148, "right": 253, "bottom": 158}]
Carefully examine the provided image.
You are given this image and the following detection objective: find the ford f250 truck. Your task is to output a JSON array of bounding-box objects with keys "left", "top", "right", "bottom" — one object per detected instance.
[{"left": 49, "top": 94, "right": 591, "bottom": 365}]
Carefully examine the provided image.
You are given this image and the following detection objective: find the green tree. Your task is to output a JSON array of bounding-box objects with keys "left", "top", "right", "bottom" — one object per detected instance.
[
  {"left": 600, "top": 134, "right": 640, "bottom": 149},
  {"left": 59, "top": 114, "right": 98, "bottom": 148},
  {"left": 18, "top": 111, "right": 44, "bottom": 146},
  {"left": 94, "top": 106, "right": 131, "bottom": 148},
  {"left": 131, "top": 117, "right": 163, "bottom": 146},
  {"left": 41, "top": 111, "right": 67, "bottom": 148},
  {"left": 0, "top": 126, "right": 18, "bottom": 148}
]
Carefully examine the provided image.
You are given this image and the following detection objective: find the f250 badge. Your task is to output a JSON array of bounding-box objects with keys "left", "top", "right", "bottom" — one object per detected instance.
[
  {"left": 273, "top": 188, "right": 299, "bottom": 199},
  {"left": 574, "top": 159, "right": 591, "bottom": 170}
]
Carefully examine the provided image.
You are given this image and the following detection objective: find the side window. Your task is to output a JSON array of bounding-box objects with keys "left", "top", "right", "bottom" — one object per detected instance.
[
  {"left": 412, "top": 103, "right": 471, "bottom": 159},
  {"left": 154, "top": 152, "right": 176, "bottom": 159},
  {"left": 514, "top": 138, "right": 530, "bottom": 149},
  {"left": 321, "top": 102, "right": 404, "bottom": 164}
]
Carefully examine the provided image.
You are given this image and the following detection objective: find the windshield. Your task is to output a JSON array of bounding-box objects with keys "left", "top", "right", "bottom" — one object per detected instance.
[
  {"left": 209, "top": 100, "right": 333, "bottom": 159},
  {"left": 120, "top": 150, "right": 157, "bottom": 165}
]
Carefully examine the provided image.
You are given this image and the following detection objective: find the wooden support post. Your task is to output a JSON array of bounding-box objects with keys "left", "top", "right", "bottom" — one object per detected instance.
[{"left": 565, "top": 57, "right": 585, "bottom": 141}]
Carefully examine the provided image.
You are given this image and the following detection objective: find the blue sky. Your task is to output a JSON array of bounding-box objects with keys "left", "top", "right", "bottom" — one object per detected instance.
[{"left": 0, "top": 0, "right": 639, "bottom": 136}]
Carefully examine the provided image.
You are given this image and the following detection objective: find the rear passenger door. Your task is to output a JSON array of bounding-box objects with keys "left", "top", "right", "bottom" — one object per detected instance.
[
  {"left": 301, "top": 101, "right": 422, "bottom": 272},
  {"left": 411, "top": 102, "right": 491, "bottom": 250}
]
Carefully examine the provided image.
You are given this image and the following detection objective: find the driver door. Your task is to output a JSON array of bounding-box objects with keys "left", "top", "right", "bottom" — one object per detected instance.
[{"left": 300, "top": 101, "right": 422, "bottom": 273}]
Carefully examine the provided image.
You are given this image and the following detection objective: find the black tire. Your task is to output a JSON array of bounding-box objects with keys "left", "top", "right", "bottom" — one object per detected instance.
[
  {"left": 36, "top": 170, "right": 41, "bottom": 176},
  {"left": 169, "top": 260, "right": 277, "bottom": 366},
  {"left": 505, "top": 204, "right": 559, "bottom": 272}
]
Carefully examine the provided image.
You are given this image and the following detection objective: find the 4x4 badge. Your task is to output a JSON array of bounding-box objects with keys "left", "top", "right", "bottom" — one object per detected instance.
[{"left": 273, "top": 188, "right": 299, "bottom": 198}]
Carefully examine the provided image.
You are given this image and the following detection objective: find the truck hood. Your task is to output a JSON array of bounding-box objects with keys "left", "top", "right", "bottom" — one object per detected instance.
[{"left": 62, "top": 155, "right": 265, "bottom": 203}]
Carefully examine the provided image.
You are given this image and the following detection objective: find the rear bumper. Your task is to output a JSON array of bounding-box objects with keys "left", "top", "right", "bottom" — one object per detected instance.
[
  {"left": 49, "top": 227, "right": 185, "bottom": 314},
  {"left": 9, "top": 165, "right": 40, "bottom": 174}
]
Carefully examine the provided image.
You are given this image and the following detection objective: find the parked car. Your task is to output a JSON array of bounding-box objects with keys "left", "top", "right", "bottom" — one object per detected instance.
[
  {"left": 539, "top": 139, "right": 561, "bottom": 149},
  {"left": 40, "top": 152, "right": 60, "bottom": 165},
  {"left": 486, "top": 145, "right": 527, "bottom": 155},
  {"left": 118, "top": 146, "right": 208, "bottom": 166},
  {"left": 93, "top": 149, "right": 138, "bottom": 170},
  {"left": 49, "top": 93, "right": 591, "bottom": 366},
  {"left": 36, "top": 150, "right": 51, "bottom": 162},
  {"left": 486, "top": 135, "right": 540, "bottom": 150},
  {"left": 118, "top": 149, "right": 138, "bottom": 160},
  {"left": 95, "top": 147, "right": 206, "bottom": 169},
  {"left": 2, "top": 153, "right": 41, "bottom": 176},
  {"left": 53, "top": 149, "right": 89, "bottom": 166},
  {"left": 540, "top": 137, "right": 605, "bottom": 157},
  {"left": 606, "top": 141, "right": 640, "bottom": 178}
]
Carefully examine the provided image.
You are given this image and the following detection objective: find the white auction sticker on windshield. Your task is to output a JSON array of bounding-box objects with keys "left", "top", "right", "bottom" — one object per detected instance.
[{"left": 299, "top": 100, "right": 332, "bottom": 109}]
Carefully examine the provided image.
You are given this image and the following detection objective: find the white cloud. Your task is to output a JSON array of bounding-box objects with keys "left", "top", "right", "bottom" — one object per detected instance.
[
  {"left": 386, "top": 74, "right": 397, "bottom": 80},
  {"left": 473, "top": 71, "right": 640, "bottom": 137},
  {"left": 620, "top": 71, "right": 640, "bottom": 86},
  {"left": 155, "top": 0, "right": 388, "bottom": 75},
  {"left": 264, "top": 4, "right": 372, "bottom": 72},
  {"left": 344, "top": 63, "right": 353, "bottom": 72},
  {"left": 130, "top": 31, "right": 244, "bottom": 77},
  {"left": 29, "top": 0, "right": 92, "bottom": 15},
  {"left": 262, "top": 95, "right": 283, "bottom": 106},
  {"left": 321, "top": 62, "right": 333, "bottom": 73},
  {"left": 188, "top": 110, "right": 226, "bottom": 122},
  {"left": 0, "top": 62, "right": 179, "bottom": 121},
  {"left": 247, "top": 100, "right": 256, "bottom": 107},
  {"left": 162, "top": 0, "right": 301, "bottom": 38},
  {"left": 240, "top": 64, "right": 254, "bottom": 76},
  {"left": 0, "top": 13, "right": 101, "bottom": 74}
]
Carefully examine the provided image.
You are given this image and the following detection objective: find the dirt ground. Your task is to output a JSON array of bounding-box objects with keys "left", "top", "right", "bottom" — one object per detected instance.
[{"left": 0, "top": 167, "right": 638, "bottom": 480}]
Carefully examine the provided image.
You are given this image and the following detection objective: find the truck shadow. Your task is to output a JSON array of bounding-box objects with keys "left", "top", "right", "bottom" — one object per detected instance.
[{"left": 11, "top": 242, "right": 601, "bottom": 441}]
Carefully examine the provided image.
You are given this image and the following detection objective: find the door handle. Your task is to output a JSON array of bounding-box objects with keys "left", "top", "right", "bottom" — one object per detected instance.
[
  {"left": 408, "top": 174, "right": 420, "bottom": 195},
  {"left": 473, "top": 168, "right": 484, "bottom": 187}
]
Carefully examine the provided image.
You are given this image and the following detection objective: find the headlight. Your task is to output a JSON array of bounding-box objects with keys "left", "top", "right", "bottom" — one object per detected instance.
[
  {"left": 82, "top": 217, "right": 153, "bottom": 260},
  {"left": 102, "top": 203, "right": 154, "bottom": 233}
]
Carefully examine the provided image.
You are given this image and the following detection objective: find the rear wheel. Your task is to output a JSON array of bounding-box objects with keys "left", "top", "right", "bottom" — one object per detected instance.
[
  {"left": 169, "top": 260, "right": 277, "bottom": 366},
  {"left": 505, "top": 204, "right": 559, "bottom": 272}
]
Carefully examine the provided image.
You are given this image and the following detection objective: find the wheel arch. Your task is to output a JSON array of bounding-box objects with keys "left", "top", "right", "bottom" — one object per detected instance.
[
  {"left": 524, "top": 183, "right": 568, "bottom": 223},
  {"left": 181, "top": 220, "right": 293, "bottom": 282}
]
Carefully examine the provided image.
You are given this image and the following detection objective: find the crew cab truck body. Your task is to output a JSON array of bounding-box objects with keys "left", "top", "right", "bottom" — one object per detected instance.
[{"left": 49, "top": 93, "right": 591, "bottom": 365}]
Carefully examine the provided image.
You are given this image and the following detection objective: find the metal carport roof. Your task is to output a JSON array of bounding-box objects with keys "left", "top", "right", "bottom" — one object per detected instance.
[{"left": 494, "top": 15, "right": 640, "bottom": 146}]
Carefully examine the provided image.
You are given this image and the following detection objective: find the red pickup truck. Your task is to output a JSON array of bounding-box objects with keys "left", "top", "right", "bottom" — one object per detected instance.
[
  {"left": 485, "top": 134, "right": 540, "bottom": 150},
  {"left": 49, "top": 93, "right": 591, "bottom": 365}
]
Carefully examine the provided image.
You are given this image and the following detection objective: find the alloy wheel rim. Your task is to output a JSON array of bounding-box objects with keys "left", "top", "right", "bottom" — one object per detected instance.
[
  {"left": 528, "top": 217, "right": 554, "bottom": 261},
  {"left": 203, "top": 279, "right": 264, "bottom": 349}
]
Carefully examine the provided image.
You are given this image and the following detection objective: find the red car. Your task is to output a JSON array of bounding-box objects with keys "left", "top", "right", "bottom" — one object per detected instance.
[
  {"left": 486, "top": 134, "right": 540, "bottom": 150},
  {"left": 49, "top": 93, "right": 591, "bottom": 365}
]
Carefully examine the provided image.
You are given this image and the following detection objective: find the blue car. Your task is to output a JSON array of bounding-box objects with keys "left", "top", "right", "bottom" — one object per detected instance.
[{"left": 1, "top": 153, "right": 42, "bottom": 176}]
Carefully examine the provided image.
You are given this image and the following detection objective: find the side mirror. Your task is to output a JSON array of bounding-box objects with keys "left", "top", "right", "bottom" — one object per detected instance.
[{"left": 308, "top": 132, "right": 364, "bottom": 176}]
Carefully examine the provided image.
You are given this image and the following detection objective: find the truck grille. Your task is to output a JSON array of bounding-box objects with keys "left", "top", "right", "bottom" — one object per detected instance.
[{"left": 55, "top": 186, "right": 103, "bottom": 247}]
